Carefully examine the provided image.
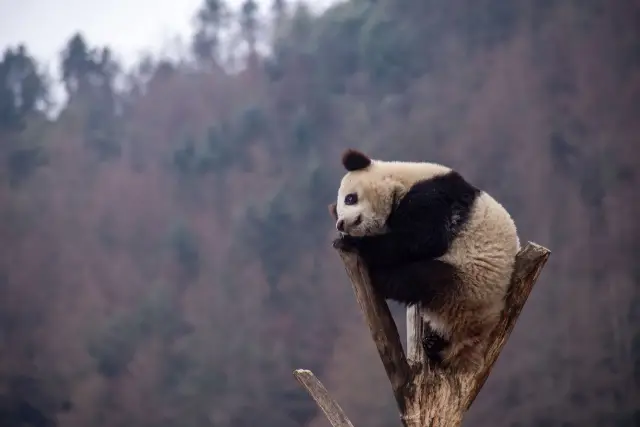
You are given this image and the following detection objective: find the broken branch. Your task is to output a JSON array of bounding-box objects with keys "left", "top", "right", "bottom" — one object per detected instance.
[{"left": 293, "top": 369, "right": 355, "bottom": 427}]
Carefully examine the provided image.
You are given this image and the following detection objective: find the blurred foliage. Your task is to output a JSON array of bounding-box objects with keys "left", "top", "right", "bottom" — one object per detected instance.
[
  {"left": 0, "top": 1, "right": 639, "bottom": 427},
  {"left": 169, "top": 221, "right": 201, "bottom": 281}
]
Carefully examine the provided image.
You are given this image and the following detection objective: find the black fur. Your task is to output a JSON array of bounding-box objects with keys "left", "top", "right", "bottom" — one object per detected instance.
[
  {"left": 342, "top": 149, "right": 372, "bottom": 171},
  {"left": 333, "top": 170, "right": 479, "bottom": 363},
  {"left": 332, "top": 169, "right": 480, "bottom": 364},
  {"left": 369, "top": 259, "right": 462, "bottom": 306},
  {"left": 422, "top": 328, "right": 449, "bottom": 363},
  {"left": 333, "top": 170, "right": 480, "bottom": 306}
]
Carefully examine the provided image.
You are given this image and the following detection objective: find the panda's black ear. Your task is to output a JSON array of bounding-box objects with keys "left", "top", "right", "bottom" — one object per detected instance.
[
  {"left": 328, "top": 202, "right": 338, "bottom": 220},
  {"left": 342, "top": 149, "right": 371, "bottom": 171}
]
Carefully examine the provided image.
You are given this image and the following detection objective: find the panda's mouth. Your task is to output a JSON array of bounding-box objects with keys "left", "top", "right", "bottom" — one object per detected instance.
[
  {"left": 337, "top": 214, "right": 365, "bottom": 236},
  {"left": 340, "top": 215, "right": 365, "bottom": 237}
]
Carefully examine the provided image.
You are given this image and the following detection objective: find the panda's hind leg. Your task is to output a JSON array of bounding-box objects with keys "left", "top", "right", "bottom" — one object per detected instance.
[{"left": 439, "top": 315, "right": 496, "bottom": 373}]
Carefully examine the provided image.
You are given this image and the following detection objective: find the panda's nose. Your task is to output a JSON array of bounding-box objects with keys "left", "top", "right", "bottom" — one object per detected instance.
[{"left": 336, "top": 219, "right": 345, "bottom": 232}]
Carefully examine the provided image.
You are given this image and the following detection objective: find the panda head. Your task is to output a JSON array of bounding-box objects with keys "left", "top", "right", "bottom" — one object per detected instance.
[
  {"left": 328, "top": 149, "right": 453, "bottom": 237},
  {"left": 328, "top": 149, "right": 403, "bottom": 237}
]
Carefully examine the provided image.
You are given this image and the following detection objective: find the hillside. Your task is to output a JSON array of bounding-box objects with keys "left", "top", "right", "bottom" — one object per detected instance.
[{"left": 0, "top": 1, "right": 639, "bottom": 427}]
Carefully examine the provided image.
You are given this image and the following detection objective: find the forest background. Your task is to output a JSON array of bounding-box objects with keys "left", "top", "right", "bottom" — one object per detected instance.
[{"left": 0, "top": 1, "right": 639, "bottom": 426}]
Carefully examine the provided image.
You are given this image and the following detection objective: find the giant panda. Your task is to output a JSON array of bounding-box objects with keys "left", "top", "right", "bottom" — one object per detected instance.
[{"left": 328, "top": 149, "right": 521, "bottom": 373}]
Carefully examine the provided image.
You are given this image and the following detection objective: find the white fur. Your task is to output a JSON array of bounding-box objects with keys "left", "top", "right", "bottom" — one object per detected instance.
[
  {"left": 336, "top": 159, "right": 451, "bottom": 236},
  {"left": 336, "top": 156, "right": 520, "bottom": 350},
  {"left": 432, "top": 191, "right": 520, "bottom": 337}
]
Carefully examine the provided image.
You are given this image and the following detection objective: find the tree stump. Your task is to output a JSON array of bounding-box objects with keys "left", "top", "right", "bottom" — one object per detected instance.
[{"left": 294, "top": 241, "right": 550, "bottom": 427}]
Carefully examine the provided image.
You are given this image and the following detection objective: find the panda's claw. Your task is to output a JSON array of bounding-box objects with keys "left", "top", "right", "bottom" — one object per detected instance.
[
  {"left": 422, "top": 334, "right": 437, "bottom": 351},
  {"left": 421, "top": 331, "right": 447, "bottom": 364}
]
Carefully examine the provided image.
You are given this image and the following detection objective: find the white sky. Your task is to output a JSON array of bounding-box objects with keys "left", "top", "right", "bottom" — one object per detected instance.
[
  {"left": 0, "top": 0, "right": 336, "bottom": 73},
  {"left": 1, "top": 0, "right": 201, "bottom": 70},
  {"left": 0, "top": 0, "right": 336, "bottom": 110}
]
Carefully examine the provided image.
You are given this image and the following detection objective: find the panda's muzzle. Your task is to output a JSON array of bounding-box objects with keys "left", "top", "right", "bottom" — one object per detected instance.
[{"left": 336, "top": 214, "right": 362, "bottom": 233}]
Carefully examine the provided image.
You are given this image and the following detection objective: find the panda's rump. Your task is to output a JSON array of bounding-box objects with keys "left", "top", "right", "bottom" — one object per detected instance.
[{"left": 438, "top": 192, "right": 519, "bottom": 296}]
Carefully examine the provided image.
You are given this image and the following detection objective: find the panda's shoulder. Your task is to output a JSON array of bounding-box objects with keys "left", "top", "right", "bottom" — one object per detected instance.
[{"left": 403, "top": 169, "right": 480, "bottom": 203}]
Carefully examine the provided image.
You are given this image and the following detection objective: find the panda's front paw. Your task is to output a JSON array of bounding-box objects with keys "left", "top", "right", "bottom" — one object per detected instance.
[{"left": 332, "top": 235, "right": 358, "bottom": 252}]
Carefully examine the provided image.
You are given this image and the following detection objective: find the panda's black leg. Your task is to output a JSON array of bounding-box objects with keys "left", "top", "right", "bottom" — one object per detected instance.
[
  {"left": 367, "top": 260, "right": 458, "bottom": 307},
  {"left": 421, "top": 328, "right": 448, "bottom": 364}
]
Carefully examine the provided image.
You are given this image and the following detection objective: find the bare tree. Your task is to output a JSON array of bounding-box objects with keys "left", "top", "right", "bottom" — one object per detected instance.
[{"left": 294, "top": 242, "right": 550, "bottom": 427}]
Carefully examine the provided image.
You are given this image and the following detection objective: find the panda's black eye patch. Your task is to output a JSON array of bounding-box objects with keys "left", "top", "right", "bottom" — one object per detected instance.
[{"left": 344, "top": 193, "right": 358, "bottom": 205}]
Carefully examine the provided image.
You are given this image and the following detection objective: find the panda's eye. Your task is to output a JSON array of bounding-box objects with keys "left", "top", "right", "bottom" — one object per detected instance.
[{"left": 344, "top": 193, "right": 358, "bottom": 205}]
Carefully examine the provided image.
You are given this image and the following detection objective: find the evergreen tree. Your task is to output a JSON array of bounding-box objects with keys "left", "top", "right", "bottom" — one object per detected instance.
[{"left": 0, "top": 45, "right": 48, "bottom": 130}]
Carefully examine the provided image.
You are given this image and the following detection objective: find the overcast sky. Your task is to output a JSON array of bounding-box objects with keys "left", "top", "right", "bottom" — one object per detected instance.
[
  {"left": 1, "top": 0, "right": 334, "bottom": 109},
  {"left": 0, "top": 0, "right": 335, "bottom": 73}
]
